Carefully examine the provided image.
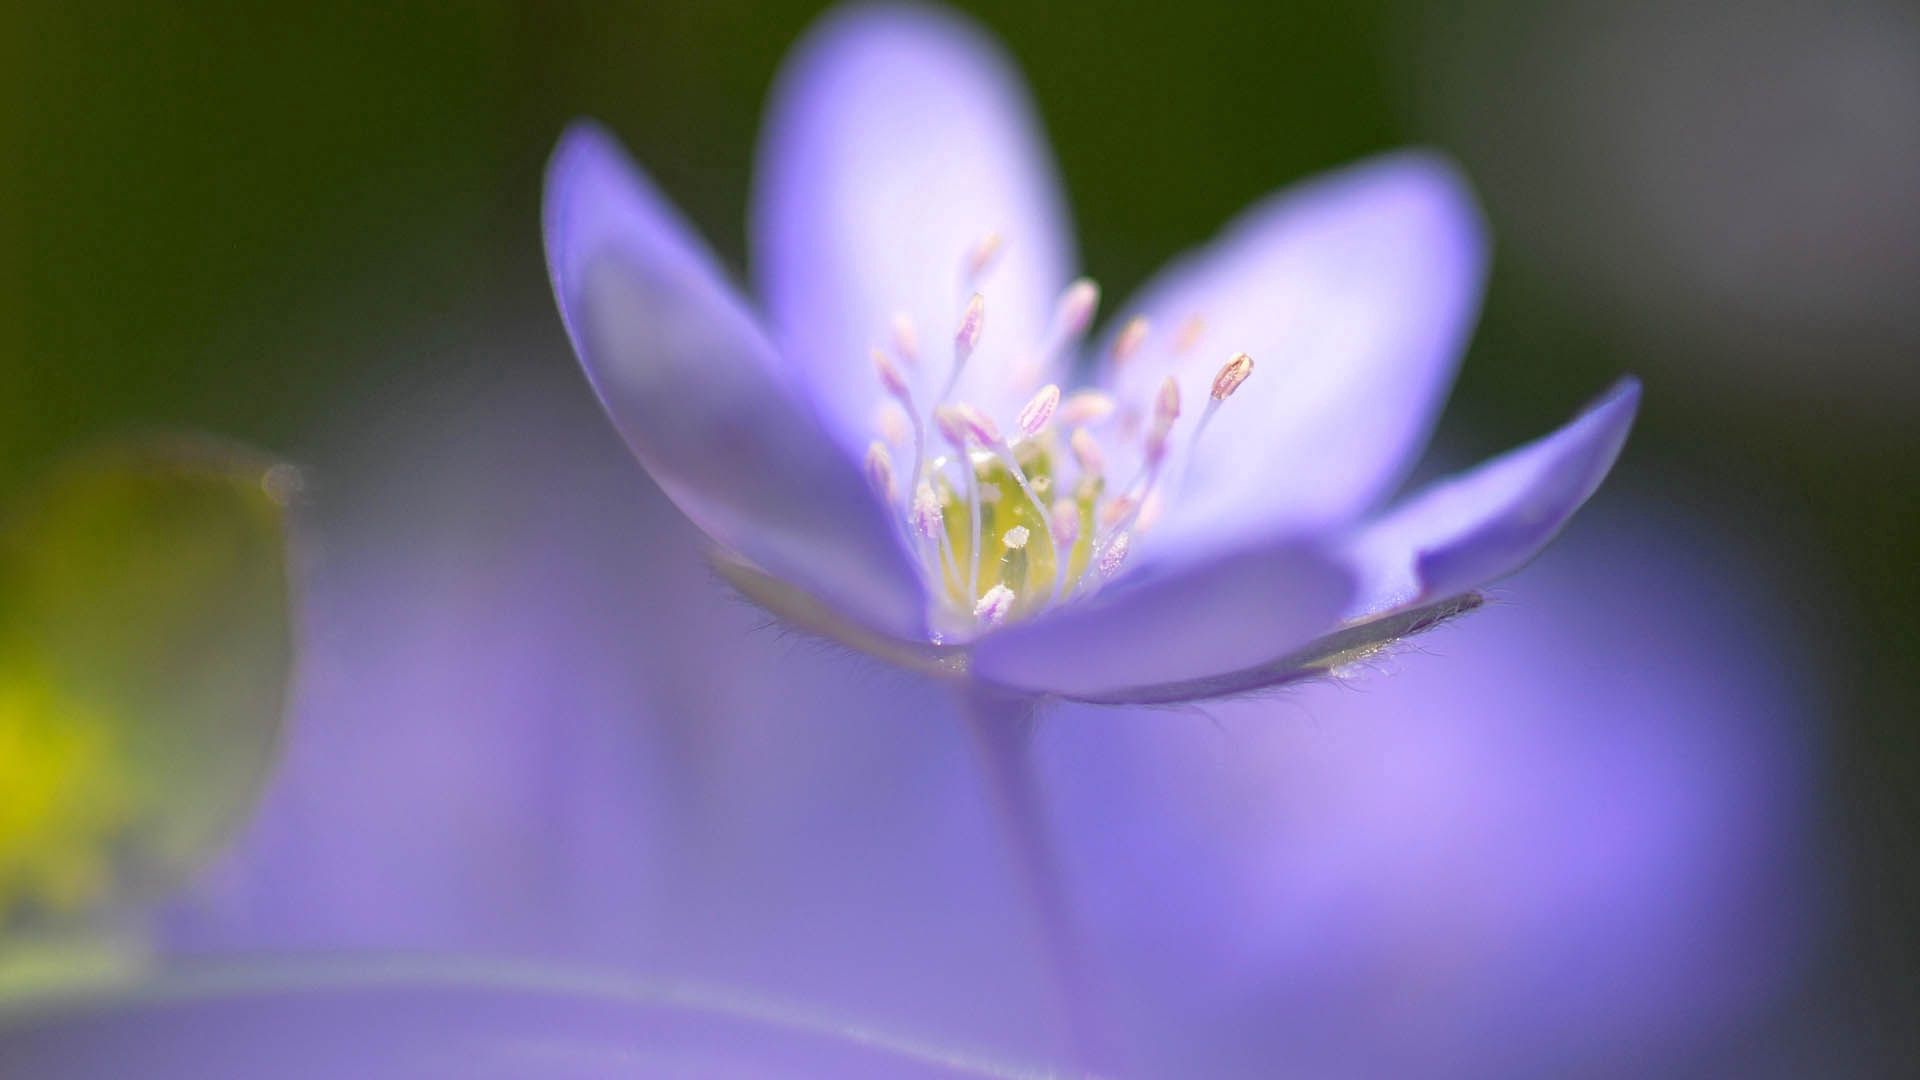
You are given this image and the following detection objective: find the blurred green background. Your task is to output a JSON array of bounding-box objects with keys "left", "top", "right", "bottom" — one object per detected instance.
[{"left": 3, "top": 0, "right": 1913, "bottom": 1061}]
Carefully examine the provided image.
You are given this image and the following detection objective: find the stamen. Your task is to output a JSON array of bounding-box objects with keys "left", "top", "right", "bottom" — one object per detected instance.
[
  {"left": 876, "top": 400, "right": 911, "bottom": 448},
  {"left": 890, "top": 313, "right": 920, "bottom": 366},
  {"left": 1050, "top": 498, "right": 1080, "bottom": 549},
  {"left": 872, "top": 348, "right": 910, "bottom": 401},
  {"left": 1059, "top": 390, "right": 1116, "bottom": 427},
  {"left": 1186, "top": 352, "right": 1254, "bottom": 485},
  {"left": 940, "top": 293, "right": 988, "bottom": 403},
  {"left": 1153, "top": 375, "right": 1182, "bottom": 426},
  {"left": 1174, "top": 314, "right": 1206, "bottom": 356},
  {"left": 1144, "top": 375, "right": 1182, "bottom": 467},
  {"left": 911, "top": 482, "right": 943, "bottom": 540},
  {"left": 1069, "top": 428, "right": 1105, "bottom": 477},
  {"left": 956, "top": 293, "right": 986, "bottom": 361},
  {"left": 974, "top": 583, "right": 1017, "bottom": 626},
  {"left": 933, "top": 405, "right": 969, "bottom": 451},
  {"left": 1055, "top": 279, "right": 1101, "bottom": 338},
  {"left": 1098, "top": 532, "right": 1131, "bottom": 578},
  {"left": 932, "top": 411, "right": 986, "bottom": 604},
  {"left": 1008, "top": 280, "right": 1101, "bottom": 400},
  {"left": 1113, "top": 316, "right": 1150, "bottom": 365},
  {"left": 1082, "top": 377, "right": 1178, "bottom": 588},
  {"left": 1016, "top": 384, "right": 1061, "bottom": 438},
  {"left": 914, "top": 481, "right": 962, "bottom": 594},
  {"left": 865, "top": 441, "right": 897, "bottom": 503},
  {"left": 875, "top": 348, "right": 929, "bottom": 503},
  {"left": 962, "top": 232, "right": 1004, "bottom": 286},
  {"left": 952, "top": 402, "right": 1001, "bottom": 447},
  {"left": 863, "top": 257, "right": 1238, "bottom": 630},
  {"left": 1210, "top": 352, "right": 1254, "bottom": 401}
]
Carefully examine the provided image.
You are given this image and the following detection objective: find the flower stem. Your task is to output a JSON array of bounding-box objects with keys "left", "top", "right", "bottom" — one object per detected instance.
[{"left": 956, "top": 686, "right": 1108, "bottom": 1074}]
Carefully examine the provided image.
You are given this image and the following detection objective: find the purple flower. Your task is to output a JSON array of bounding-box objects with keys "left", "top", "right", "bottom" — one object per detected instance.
[{"left": 543, "top": 3, "right": 1640, "bottom": 704}]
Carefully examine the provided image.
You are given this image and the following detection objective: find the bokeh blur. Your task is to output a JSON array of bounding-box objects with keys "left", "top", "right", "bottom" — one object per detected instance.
[{"left": 2, "top": 0, "right": 1914, "bottom": 1075}]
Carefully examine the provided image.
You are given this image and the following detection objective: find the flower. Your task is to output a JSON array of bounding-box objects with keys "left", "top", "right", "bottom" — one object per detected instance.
[
  {"left": 145, "top": 367, "right": 1814, "bottom": 1076},
  {"left": 542, "top": 4, "right": 1640, "bottom": 704}
]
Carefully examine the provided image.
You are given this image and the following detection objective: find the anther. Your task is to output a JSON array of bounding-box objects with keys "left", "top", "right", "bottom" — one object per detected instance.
[
  {"left": 933, "top": 405, "right": 970, "bottom": 450},
  {"left": 911, "top": 482, "right": 944, "bottom": 539},
  {"left": 1051, "top": 498, "right": 1081, "bottom": 549},
  {"left": 1153, "top": 376, "right": 1182, "bottom": 426},
  {"left": 890, "top": 313, "right": 920, "bottom": 365},
  {"left": 1070, "top": 427, "right": 1105, "bottom": 476},
  {"left": 963, "top": 232, "right": 1004, "bottom": 285},
  {"left": 1175, "top": 314, "right": 1206, "bottom": 356},
  {"left": 955, "top": 293, "right": 987, "bottom": 361},
  {"left": 875, "top": 401, "right": 911, "bottom": 448},
  {"left": 1185, "top": 353, "right": 1254, "bottom": 483},
  {"left": 865, "top": 441, "right": 897, "bottom": 503},
  {"left": 1098, "top": 532, "right": 1131, "bottom": 578},
  {"left": 1055, "top": 279, "right": 1100, "bottom": 338},
  {"left": 1059, "top": 390, "right": 1116, "bottom": 426},
  {"left": 1002, "top": 525, "right": 1031, "bottom": 550},
  {"left": 1113, "top": 316, "right": 1150, "bottom": 364},
  {"left": 872, "top": 348, "right": 911, "bottom": 401},
  {"left": 954, "top": 402, "right": 1001, "bottom": 447},
  {"left": 1210, "top": 352, "right": 1254, "bottom": 400},
  {"left": 974, "top": 583, "right": 1017, "bottom": 626},
  {"left": 1145, "top": 376, "right": 1181, "bottom": 466},
  {"left": 1017, "top": 384, "right": 1061, "bottom": 437},
  {"left": 939, "top": 293, "right": 989, "bottom": 404}
]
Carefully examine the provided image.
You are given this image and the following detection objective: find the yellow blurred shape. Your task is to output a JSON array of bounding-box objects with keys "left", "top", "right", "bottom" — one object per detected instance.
[
  {"left": 0, "top": 438, "right": 293, "bottom": 937},
  {"left": 0, "top": 674, "right": 134, "bottom": 919}
]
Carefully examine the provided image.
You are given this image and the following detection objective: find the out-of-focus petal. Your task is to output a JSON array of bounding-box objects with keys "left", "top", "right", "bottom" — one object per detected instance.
[
  {"left": 1343, "top": 377, "right": 1641, "bottom": 615},
  {"left": 971, "top": 542, "right": 1352, "bottom": 700},
  {"left": 1037, "top": 507, "right": 1820, "bottom": 1075},
  {"left": 1101, "top": 153, "right": 1488, "bottom": 565},
  {"left": 0, "top": 964, "right": 1016, "bottom": 1079},
  {"left": 545, "top": 123, "right": 926, "bottom": 640},
  {"left": 753, "top": 5, "right": 1075, "bottom": 451}
]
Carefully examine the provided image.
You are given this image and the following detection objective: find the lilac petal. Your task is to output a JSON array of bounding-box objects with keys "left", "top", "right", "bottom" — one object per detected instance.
[
  {"left": 971, "top": 542, "right": 1353, "bottom": 700},
  {"left": 545, "top": 123, "right": 926, "bottom": 640},
  {"left": 1101, "top": 153, "right": 1488, "bottom": 565},
  {"left": 753, "top": 5, "right": 1075, "bottom": 454},
  {"left": 1344, "top": 377, "right": 1642, "bottom": 616},
  {"left": 0, "top": 964, "right": 1008, "bottom": 1079}
]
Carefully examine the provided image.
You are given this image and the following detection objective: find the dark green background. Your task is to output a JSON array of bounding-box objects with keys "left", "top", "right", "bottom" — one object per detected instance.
[{"left": 4, "top": 0, "right": 1913, "bottom": 1064}]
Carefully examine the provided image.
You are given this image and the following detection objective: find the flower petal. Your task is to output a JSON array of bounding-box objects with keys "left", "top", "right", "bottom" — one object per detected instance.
[
  {"left": 0, "top": 964, "right": 1010, "bottom": 1078},
  {"left": 752, "top": 5, "right": 1075, "bottom": 454},
  {"left": 1344, "top": 377, "right": 1642, "bottom": 616},
  {"left": 1102, "top": 153, "right": 1488, "bottom": 564},
  {"left": 545, "top": 123, "right": 926, "bottom": 640},
  {"left": 971, "top": 541, "right": 1353, "bottom": 700}
]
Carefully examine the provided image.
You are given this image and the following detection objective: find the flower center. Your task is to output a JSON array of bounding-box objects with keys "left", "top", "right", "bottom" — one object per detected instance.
[{"left": 861, "top": 235, "right": 1253, "bottom": 641}]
